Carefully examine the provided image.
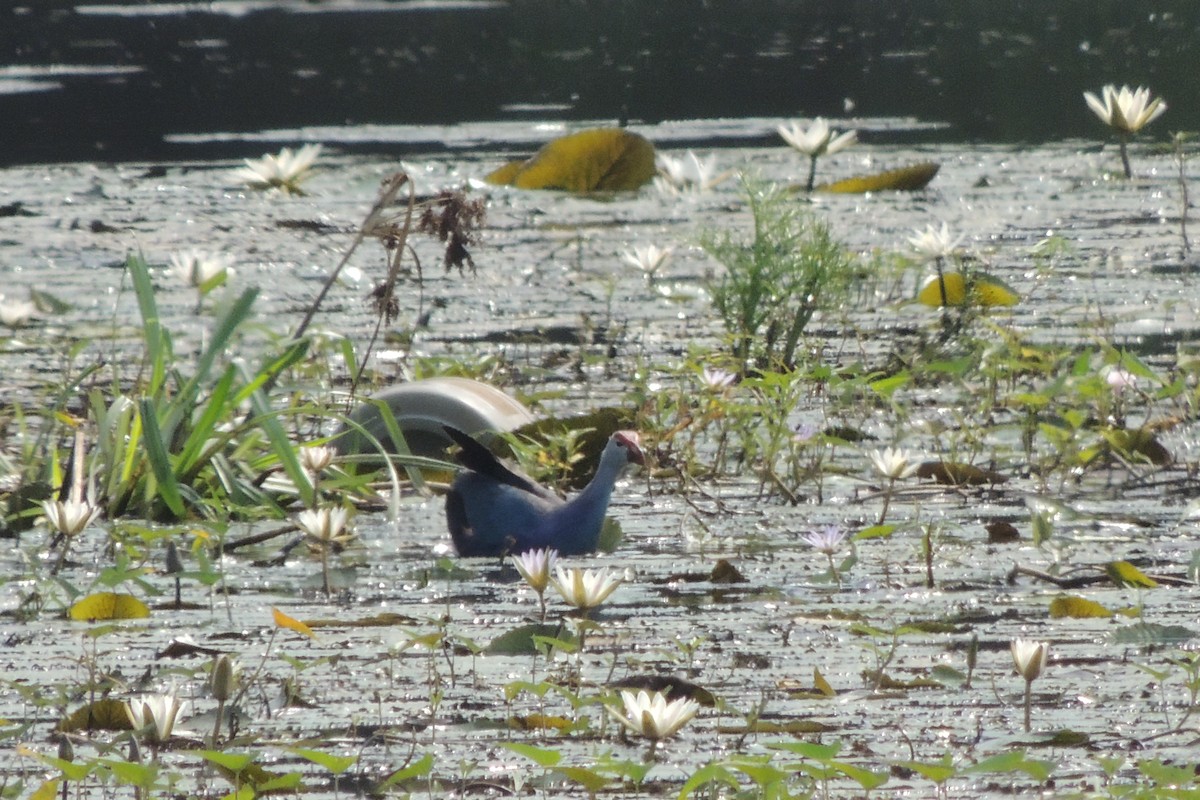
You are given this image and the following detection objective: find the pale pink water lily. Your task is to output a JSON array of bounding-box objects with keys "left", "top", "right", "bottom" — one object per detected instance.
[
  {"left": 232, "top": 143, "right": 322, "bottom": 194},
  {"left": 607, "top": 689, "right": 699, "bottom": 741},
  {"left": 802, "top": 524, "right": 848, "bottom": 556},
  {"left": 552, "top": 565, "right": 622, "bottom": 611},
  {"left": 1103, "top": 365, "right": 1138, "bottom": 394}
]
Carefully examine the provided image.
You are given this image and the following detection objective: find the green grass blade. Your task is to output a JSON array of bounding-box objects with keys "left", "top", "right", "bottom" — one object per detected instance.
[
  {"left": 126, "top": 252, "right": 169, "bottom": 397},
  {"left": 173, "top": 364, "right": 237, "bottom": 477},
  {"left": 138, "top": 399, "right": 186, "bottom": 518},
  {"left": 241, "top": 366, "right": 313, "bottom": 508}
]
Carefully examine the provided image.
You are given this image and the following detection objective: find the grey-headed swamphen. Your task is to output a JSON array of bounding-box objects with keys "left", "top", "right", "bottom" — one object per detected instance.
[{"left": 444, "top": 426, "right": 645, "bottom": 556}]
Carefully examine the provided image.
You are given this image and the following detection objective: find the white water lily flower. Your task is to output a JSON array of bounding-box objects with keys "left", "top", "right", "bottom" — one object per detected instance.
[
  {"left": 296, "top": 506, "right": 352, "bottom": 546},
  {"left": 552, "top": 565, "right": 622, "bottom": 610},
  {"left": 299, "top": 445, "right": 336, "bottom": 474},
  {"left": 0, "top": 297, "right": 37, "bottom": 328},
  {"left": 1011, "top": 638, "right": 1049, "bottom": 682},
  {"left": 701, "top": 367, "right": 736, "bottom": 391},
  {"left": 621, "top": 244, "right": 673, "bottom": 278},
  {"left": 1083, "top": 84, "right": 1166, "bottom": 135},
  {"left": 232, "top": 143, "right": 322, "bottom": 194},
  {"left": 170, "top": 249, "right": 235, "bottom": 289},
  {"left": 802, "top": 524, "right": 848, "bottom": 556},
  {"left": 869, "top": 447, "right": 918, "bottom": 481},
  {"left": 907, "top": 223, "right": 963, "bottom": 262},
  {"left": 512, "top": 547, "right": 558, "bottom": 594},
  {"left": 126, "top": 693, "right": 186, "bottom": 744},
  {"left": 41, "top": 498, "right": 102, "bottom": 536},
  {"left": 608, "top": 689, "right": 699, "bottom": 740},
  {"left": 777, "top": 117, "right": 857, "bottom": 158},
  {"left": 654, "top": 151, "right": 728, "bottom": 195}
]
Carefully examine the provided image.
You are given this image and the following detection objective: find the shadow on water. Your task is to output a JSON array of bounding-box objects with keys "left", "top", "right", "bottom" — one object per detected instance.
[{"left": 5, "top": 0, "right": 1200, "bottom": 164}]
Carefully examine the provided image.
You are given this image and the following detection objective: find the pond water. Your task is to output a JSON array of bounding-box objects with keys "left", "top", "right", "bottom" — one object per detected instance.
[{"left": 3, "top": 116, "right": 1200, "bottom": 798}]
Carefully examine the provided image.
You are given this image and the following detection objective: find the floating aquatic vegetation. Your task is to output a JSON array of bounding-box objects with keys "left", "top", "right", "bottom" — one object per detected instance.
[{"left": 485, "top": 128, "right": 655, "bottom": 192}]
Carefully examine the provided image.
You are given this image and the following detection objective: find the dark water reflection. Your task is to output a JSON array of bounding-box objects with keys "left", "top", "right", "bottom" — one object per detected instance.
[{"left": 5, "top": 0, "right": 1198, "bottom": 164}]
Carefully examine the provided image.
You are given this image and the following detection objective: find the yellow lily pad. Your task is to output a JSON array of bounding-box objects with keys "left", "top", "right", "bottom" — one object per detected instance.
[
  {"left": 917, "top": 272, "right": 1020, "bottom": 308},
  {"left": 485, "top": 128, "right": 656, "bottom": 192},
  {"left": 1105, "top": 561, "right": 1158, "bottom": 589},
  {"left": 815, "top": 162, "right": 940, "bottom": 193},
  {"left": 1049, "top": 595, "right": 1114, "bottom": 618},
  {"left": 68, "top": 592, "right": 150, "bottom": 621}
]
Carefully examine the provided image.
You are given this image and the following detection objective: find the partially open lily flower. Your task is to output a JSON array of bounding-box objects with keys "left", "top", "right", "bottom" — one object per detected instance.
[
  {"left": 777, "top": 117, "right": 857, "bottom": 159},
  {"left": 608, "top": 689, "right": 699, "bottom": 741},
  {"left": 869, "top": 447, "right": 919, "bottom": 481},
  {"left": 907, "top": 223, "right": 962, "bottom": 263},
  {"left": 299, "top": 445, "right": 336, "bottom": 475},
  {"left": 296, "top": 506, "right": 353, "bottom": 547},
  {"left": 701, "top": 367, "right": 736, "bottom": 391},
  {"left": 1083, "top": 85, "right": 1166, "bottom": 178},
  {"left": 126, "top": 693, "right": 186, "bottom": 745},
  {"left": 232, "top": 143, "right": 322, "bottom": 194},
  {"left": 512, "top": 547, "right": 558, "bottom": 594},
  {"left": 1084, "top": 84, "right": 1166, "bottom": 135},
  {"left": 552, "top": 565, "right": 622, "bottom": 611},
  {"left": 1011, "top": 638, "right": 1049, "bottom": 682},
  {"left": 41, "top": 498, "right": 102, "bottom": 536},
  {"left": 622, "top": 244, "right": 674, "bottom": 280},
  {"left": 654, "top": 151, "right": 728, "bottom": 195},
  {"left": 0, "top": 296, "right": 38, "bottom": 328},
  {"left": 170, "top": 249, "right": 234, "bottom": 290}
]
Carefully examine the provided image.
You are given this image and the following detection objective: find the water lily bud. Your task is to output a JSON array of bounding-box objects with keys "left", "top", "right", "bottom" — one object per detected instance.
[
  {"left": 212, "top": 654, "right": 237, "bottom": 702},
  {"left": 1011, "top": 638, "right": 1049, "bottom": 682},
  {"left": 165, "top": 540, "right": 183, "bottom": 575},
  {"left": 57, "top": 736, "right": 74, "bottom": 762}
]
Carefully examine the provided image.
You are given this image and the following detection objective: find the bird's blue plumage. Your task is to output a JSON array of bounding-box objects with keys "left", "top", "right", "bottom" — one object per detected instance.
[{"left": 444, "top": 427, "right": 643, "bottom": 556}]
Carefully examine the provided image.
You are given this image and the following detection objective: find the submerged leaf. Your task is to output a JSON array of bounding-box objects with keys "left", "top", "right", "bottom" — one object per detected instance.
[
  {"left": 1109, "top": 622, "right": 1195, "bottom": 646},
  {"left": 485, "top": 128, "right": 656, "bottom": 192},
  {"left": 916, "top": 461, "right": 1007, "bottom": 485},
  {"left": 815, "top": 162, "right": 939, "bottom": 193},
  {"left": 57, "top": 699, "right": 133, "bottom": 732}
]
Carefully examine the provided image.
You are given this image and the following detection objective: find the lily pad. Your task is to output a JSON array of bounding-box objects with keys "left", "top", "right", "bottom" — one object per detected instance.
[
  {"left": 485, "top": 128, "right": 656, "bottom": 192},
  {"left": 916, "top": 460, "right": 1007, "bottom": 485},
  {"left": 815, "top": 162, "right": 940, "bottom": 193},
  {"left": 917, "top": 272, "right": 1020, "bottom": 307},
  {"left": 67, "top": 592, "right": 150, "bottom": 621},
  {"left": 1049, "top": 595, "right": 1114, "bottom": 618}
]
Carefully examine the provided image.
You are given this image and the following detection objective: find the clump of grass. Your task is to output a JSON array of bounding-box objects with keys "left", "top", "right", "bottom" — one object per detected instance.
[{"left": 704, "top": 178, "right": 856, "bottom": 374}]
